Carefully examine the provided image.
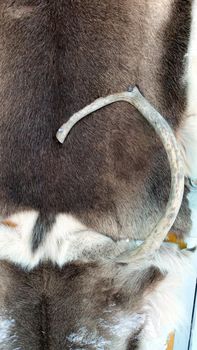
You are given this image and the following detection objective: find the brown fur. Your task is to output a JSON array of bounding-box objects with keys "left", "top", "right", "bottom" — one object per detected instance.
[
  {"left": 0, "top": 261, "right": 163, "bottom": 349},
  {"left": 0, "top": 0, "right": 191, "bottom": 238},
  {"left": 1, "top": 220, "right": 17, "bottom": 228},
  {"left": 0, "top": 0, "right": 193, "bottom": 348}
]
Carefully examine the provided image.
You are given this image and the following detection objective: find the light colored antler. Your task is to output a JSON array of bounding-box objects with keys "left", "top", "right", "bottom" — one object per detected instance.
[{"left": 56, "top": 86, "right": 184, "bottom": 264}]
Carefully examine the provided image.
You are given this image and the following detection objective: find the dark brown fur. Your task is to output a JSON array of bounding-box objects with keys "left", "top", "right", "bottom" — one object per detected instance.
[
  {"left": 0, "top": 0, "right": 191, "bottom": 238},
  {"left": 0, "top": 0, "right": 193, "bottom": 348}
]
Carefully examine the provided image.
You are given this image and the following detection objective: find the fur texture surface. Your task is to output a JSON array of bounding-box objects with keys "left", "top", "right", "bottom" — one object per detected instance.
[
  {"left": 0, "top": 0, "right": 192, "bottom": 238},
  {"left": 0, "top": 0, "right": 196, "bottom": 349},
  {"left": 0, "top": 245, "right": 193, "bottom": 350}
]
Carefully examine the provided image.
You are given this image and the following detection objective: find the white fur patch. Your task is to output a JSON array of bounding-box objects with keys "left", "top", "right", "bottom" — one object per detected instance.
[
  {"left": 178, "top": 115, "right": 197, "bottom": 178},
  {"left": 139, "top": 247, "right": 195, "bottom": 350},
  {"left": 66, "top": 327, "right": 110, "bottom": 350},
  {"left": 0, "top": 211, "right": 115, "bottom": 269},
  {"left": 0, "top": 317, "right": 17, "bottom": 349},
  {"left": 178, "top": 0, "right": 197, "bottom": 178},
  {"left": 66, "top": 313, "right": 145, "bottom": 350},
  {"left": 107, "top": 313, "right": 145, "bottom": 350}
]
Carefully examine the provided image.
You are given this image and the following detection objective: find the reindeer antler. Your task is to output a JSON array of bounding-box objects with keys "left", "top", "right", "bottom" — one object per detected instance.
[{"left": 56, "top": 86, "right": 184, "bottom": 264}]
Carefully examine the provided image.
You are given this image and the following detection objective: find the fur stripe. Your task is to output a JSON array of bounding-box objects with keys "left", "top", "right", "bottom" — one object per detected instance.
[{"left": 31, "top": 213, "right": 56, "bottom": 252}]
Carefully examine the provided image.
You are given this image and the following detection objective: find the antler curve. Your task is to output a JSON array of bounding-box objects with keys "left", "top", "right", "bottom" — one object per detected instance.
[{"left": 56, "top": 86, "right": 184, "bottom": 264}]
